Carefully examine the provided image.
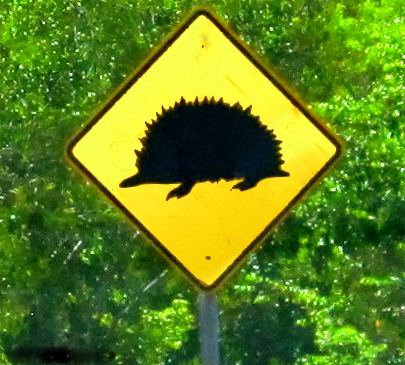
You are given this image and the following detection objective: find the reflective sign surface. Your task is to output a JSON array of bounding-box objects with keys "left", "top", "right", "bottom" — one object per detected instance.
[{"left": 68, "top": 9, "right": 342, "bottom": 290}]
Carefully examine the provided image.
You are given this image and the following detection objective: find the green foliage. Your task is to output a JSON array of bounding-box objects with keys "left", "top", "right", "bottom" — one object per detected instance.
[
  {"left": 1, "top": 0, "right": 404, "bottom": 364},
  {"left": 0, "top": 344, "right": 12, "bottom": 365},
  {"left": 138, "top": 299, "right": 195, "bottom": 363}
]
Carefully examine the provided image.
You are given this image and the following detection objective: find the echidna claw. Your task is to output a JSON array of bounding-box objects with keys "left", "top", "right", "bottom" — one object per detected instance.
[
  {"left": 232, "top": 179, "right": 258, "bottom": 191},
  {"left": 166, "top": 182, "right": 196, "bottom": 201}
]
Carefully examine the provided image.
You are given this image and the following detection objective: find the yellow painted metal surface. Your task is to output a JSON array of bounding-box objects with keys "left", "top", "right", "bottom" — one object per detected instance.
[{"left": 67, "top": 9, "right": 342, "bottom": 290}]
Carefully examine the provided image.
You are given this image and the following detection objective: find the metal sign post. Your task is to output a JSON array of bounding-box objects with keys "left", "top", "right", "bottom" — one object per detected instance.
[
  {"left": 198, "top": 293, "right": 220, "bottom": 365},
  {"left": 65, "top": 7, "right": 343, "bottom": 364}
]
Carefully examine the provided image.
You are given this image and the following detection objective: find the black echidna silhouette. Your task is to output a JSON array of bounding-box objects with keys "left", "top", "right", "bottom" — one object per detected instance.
[{"left": 120, "top": 97, "right": 289, "bottom": 200}]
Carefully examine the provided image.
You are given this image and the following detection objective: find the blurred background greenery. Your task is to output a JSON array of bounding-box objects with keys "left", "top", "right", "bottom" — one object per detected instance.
[{"left": 0, "top": 0, "right": 404, "bottom": 364}]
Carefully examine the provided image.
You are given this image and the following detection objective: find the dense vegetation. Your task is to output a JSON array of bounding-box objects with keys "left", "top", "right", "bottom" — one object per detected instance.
[{"left": 1, "top": 0, "right": 404, "bottom": 364}]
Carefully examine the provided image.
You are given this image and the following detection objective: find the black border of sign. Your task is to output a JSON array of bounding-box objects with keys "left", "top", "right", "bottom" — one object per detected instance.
[{"left": 67, "top": 7, "right": 343, "bottom": 292}]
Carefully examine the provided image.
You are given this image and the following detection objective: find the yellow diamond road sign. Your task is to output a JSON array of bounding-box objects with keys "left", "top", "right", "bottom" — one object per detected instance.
[{"left": 67, "top": 9, "right": 342, "bottom": 290}]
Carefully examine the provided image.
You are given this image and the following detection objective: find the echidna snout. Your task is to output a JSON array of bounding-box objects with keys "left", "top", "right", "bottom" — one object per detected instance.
[
  {"left": 119, "top": 174, "right": 142, "bottom": 188},
  {"left": 119, "top": 97, "right": 290, "bottom": 200}
]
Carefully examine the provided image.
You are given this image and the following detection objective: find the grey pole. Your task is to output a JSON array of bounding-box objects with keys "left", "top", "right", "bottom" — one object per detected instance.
[{"left": 198, "top": 292, "right": 220, "bottom": 365}]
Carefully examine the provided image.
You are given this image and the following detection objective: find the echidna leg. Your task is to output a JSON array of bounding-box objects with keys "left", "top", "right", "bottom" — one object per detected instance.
[
  {"left": 166, "top": 181, "right": 196, "bottom": 201},
  {"left": 232, "top": 178, "right": 259, "bottom": 191}
]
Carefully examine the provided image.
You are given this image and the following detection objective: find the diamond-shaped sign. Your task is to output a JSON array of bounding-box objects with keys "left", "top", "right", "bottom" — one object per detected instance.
[{"left": 67, "top": 8, "right": 342, "bottom": 290}]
